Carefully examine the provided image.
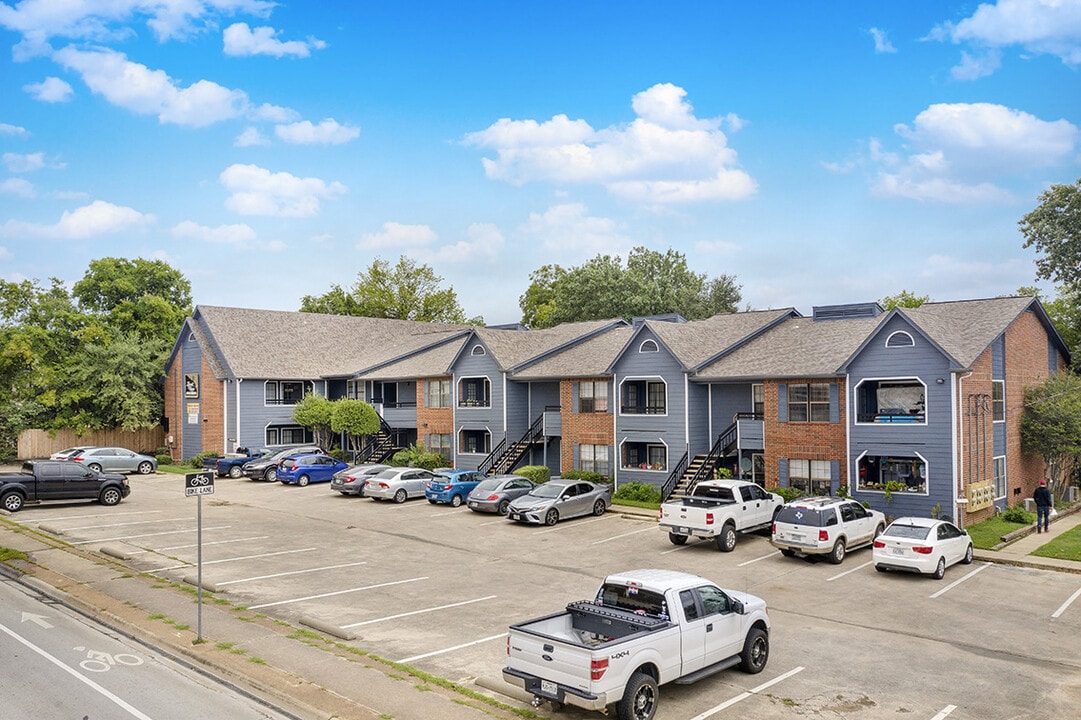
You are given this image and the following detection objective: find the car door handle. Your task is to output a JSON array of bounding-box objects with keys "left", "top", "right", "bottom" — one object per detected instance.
[{"left": 706, "top": 623, "right": 713, "bottom": 632}]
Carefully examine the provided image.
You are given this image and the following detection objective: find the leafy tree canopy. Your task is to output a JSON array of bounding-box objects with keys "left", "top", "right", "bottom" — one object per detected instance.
[
  {"left": 300, "top": 256, "right": 471, "bottom": 324},
  {"left": 72, "top": 257, "right": 192, "bottom": 343},
  {"left": 880, "top": 290, "right": 930, "bottom": 310},
  {"left": 519, "top": 247, "right": 741, "bottom": 328},
  {"left": 1020, "top": 177, "right": 1081, "bottom": 289},
  {"left": 1021, "top": 371, "right": 1081, "bottom": 500}
]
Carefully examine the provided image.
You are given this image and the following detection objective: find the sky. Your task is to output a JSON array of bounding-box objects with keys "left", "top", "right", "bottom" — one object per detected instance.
[{"left": 1, "top": 1, "right": 1080, "bottom": 326}]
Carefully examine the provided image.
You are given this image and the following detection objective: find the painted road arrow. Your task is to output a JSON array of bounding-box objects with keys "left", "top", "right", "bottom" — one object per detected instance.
[{"left": 21, "top": 612, "right": 53, "bottom": 629}]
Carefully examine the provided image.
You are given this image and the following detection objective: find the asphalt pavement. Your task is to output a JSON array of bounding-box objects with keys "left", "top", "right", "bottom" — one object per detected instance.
[{"left": 2, "top": 501, "right": 1079, "bottom": 719}]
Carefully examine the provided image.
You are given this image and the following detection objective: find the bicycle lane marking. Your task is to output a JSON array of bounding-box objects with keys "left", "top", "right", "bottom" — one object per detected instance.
[{"left": 0, "top": 621, "right": 153, "bottom": 720}]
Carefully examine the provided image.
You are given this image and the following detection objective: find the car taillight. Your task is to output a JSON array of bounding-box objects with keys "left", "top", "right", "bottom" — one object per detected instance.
[
  {"left": 705, "top": 512, "right": 714, "bottom": 526},
  {"left": 506, "top": 636, "right": 510, "bottom": 655},
  {"left": 72, "top": 456, "right": 84, "bottom": 462},
  {"left": 913, "top": 546, "right": 934, "bottom": 554},
  {"left": 343, "top": 476, "right": 356, "bottom": 484},
  {"left": 442, "top": 484, "right": 453, "bottom": 491},
  {"left": 818, "top": 530, "right": 829, "bottom": 541},
  {"left": 771, "top": 523, "right": 776, "bottom": 534},
  {"left": 590, "top": 657, "right": 608, "bottom": 680},
  {"left": 873, "top": 540, "right": 885, "bottom": 549},
  {"left": 378, "top": 482, "right": 389, "bottom": 489}
]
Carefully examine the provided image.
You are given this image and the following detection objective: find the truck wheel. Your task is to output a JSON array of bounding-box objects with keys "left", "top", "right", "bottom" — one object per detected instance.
[
  {"left": 668, "top": 533, "right": 688, "bottom": 546},
  {"left": 617, "top": 671, "right": 658, "bottom": 720},
  {"left": 2, "top": 491, "right": 25, "bottom": 512},
  {"left": 99, "top": 487, "right": 122, "bottom": 506},
  {"left": 739, "top": 627, "right": 769, "bottom": 674},
  {"left": 592, "top": 499, "right": 606, "bottom": 516},
  {"left": 544, "top": 508, "right": 559, "bottom": 526},
  {"left": 828, "top": 538, "right": 846, "bottom": 565},
  {"left": 228, "top": 465, "right": 243, "bottom": 478},
  {"left": 716, "top": 523, "right": 737, "bottom": 552},
  {"left": 450, "top": 494, "right": 463, "bottom": 508}
]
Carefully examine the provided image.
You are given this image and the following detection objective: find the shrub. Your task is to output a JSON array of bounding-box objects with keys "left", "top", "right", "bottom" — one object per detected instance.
[
  {"left": 390, "top": 443, "right": 447, "bottom": 470},
  {"left": 190, "top": 451, "right": 219, "bottom": 469},
  {"left": 329, "top": 448, "right": 346, "bottom": 461},
  {"left": 561, "top": 469, "right": 604, "bottom": 484},
  {"left": 774, "top": 486, "right": 805, "bottom": 503},
  {"left": 1000, "top": 504, "right": 1035, "bottom": 524},
  {"left": 517, "top": 465, "right": 551, "bottom": 485},
  {"left": 715, "top": 466, "right": 733, "bottom": 479},
  {"left": 156, "top": 454, "right": 172, "bottom": 465},
  {"left": 613, "top": 481, "right": 661, "bottom": 504}
]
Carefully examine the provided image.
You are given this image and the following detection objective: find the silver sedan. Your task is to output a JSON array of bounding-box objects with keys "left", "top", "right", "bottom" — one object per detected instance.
[
  {"left": 506, "top": 479, "right": 611, "bottom": 526},
  {"left": 466, "top": 474, "right": 535, "bottom": 515},
  {"left": 366, "top": 467, "right": 438, "bottom": 503},
  {"left": 71, "top": 446, "right": 157, "bottom": 474}
]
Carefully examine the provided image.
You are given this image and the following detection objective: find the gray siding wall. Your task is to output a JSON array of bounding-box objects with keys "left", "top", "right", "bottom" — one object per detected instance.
[
  {"left": 847, "top": 315, "right": 955, "bottom": 518},
  {"left": 452, "top": 341, "right": 505, "bottom": 467},
  {"left": 612, "top": 328, "right": 686, "bottom": 487},
  {"left": 181, "top": 333, "right": 203, "bottom": 459},
  {"left": 506, "top": 380, "right": 529, "bottom": 440},
  {"left": 709, "top": 383, "right": 755, "bottom": 433},
  {"left": 687, "top": 380, "right": 709, "bottom": 457}
]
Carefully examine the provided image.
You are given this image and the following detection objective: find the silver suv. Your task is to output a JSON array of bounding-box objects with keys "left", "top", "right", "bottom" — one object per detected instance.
[{"left": 770, "top": 496, "right": 886, "bottom": 564}]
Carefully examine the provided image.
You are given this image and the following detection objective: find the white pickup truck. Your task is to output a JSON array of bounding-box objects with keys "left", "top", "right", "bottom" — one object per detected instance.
[
  {"left": 658, "top": 478, "right": 784, "bottom": 551},
  {"left": 503, "top": 569, "right": 770, "bottom": 720}
]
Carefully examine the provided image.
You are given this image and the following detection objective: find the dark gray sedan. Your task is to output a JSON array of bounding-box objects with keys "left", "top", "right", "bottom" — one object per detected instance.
[
  {"left": 466, "top": 474, "right": 535, "bottom": 515},
  {"left": 506, "top": 479, "right": 611, "bottom": 526}
]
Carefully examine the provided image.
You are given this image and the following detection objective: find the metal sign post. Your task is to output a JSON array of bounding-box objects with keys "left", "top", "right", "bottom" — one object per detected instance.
[{"left": 184, "top": 471, "right": 214, "bottom": 642}]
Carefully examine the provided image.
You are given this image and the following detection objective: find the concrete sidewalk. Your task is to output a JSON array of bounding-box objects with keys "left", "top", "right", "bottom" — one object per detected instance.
[
  {"left": 0, "top": 521, "right": 530, "bottom": 720},
  {"left": 973, "top": 503, "right": 1081, "bottom": 574}
]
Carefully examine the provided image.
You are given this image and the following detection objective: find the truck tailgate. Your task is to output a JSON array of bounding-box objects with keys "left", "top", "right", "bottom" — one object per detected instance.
[{"left": 506, "top": 622, "right": 594, "bottom": 693}]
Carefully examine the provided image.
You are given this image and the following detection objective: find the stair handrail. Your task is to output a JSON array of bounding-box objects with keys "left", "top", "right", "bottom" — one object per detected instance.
[
  {"left": 479, "top": 412, "right": 547, "bottom": 475},
  {"left": 660, "top": 451, "right": 689, "bottom": 501}
]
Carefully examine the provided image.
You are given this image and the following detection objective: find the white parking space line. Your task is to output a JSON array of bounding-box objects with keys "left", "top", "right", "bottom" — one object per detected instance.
[
  {"left": 929, "top": 563, "right": 991, "bottom": 599},
  {"left": 688, "top": 666, "right": 805, "bottom": 720},
  {"left": 0, "top": 621, "right": 154, "bottom": 720},
  {"left": 534, "top": 516, "right": 609, "bottom": 534},
  {"left": 738, "top": 551, "right": 780, "bottom": 567},
  {"left": 72, "top": 525, "right": 232, "bottom": 544},
  {"left": 248, "top": 576, "right": 429, "bottom": 609},
  {"left": 149, "top": 548, "right": 317, "bottom": 572},
  {"left": 216, "top": 561, "right": 369, "bottom": 587},
  {"left": 28, "top": 510, "right": 162, "bottom": 522},
  {"left": 61, "top": 518, "right": 188, "bottom": 531},
  {"left": 126, "top": 536, "right": 271, "bottom": 555},
  {"left": 1051, "top": 586, "right": 1081, "bottom": 619},
  {"left": 930, "top": 705, "right": 957, "bottom": 719},
  {"left": 591, "top": 526, "right": 656, "bottom": 545},
  {"left": 827, "top": 560, "right": 872, "bottom": 581},
  {"left": 397, "top": 633, "right": 507, "bottom": 664},
  {"left": 428, "top": 509, "right": 467, "bottom": 517},
  {"left": 660, "top": 539, "right": 713, "bottom": 555},
  {"left": 342, "top": 595, "right": 497, "bottom": 628}
]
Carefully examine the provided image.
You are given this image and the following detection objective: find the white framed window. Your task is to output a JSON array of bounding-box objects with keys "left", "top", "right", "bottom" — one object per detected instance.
[
  {"left": 885, "top": 331, "right": 915, "bottom": 347},
  {"left": 788, "top": 459, "right": 831, "bottom": 495},
  {"left": 580, "top": 444, "right": 610, "bottom": 476},
  {"left": 621, "top": 441, "right": 667, "bottom": 471},
  {"left": 992, "top": 380, "right": 1005, "bottom": 422},
  {"left": 579, "top": 381, "right": 609, "bottom": 413},
  {"left": 639, "top": 340, "right": 659, "bottom": 353},
  {"left": 428, "top": 379, "right": 452, "bottom": 408},
  {"left": 620, "top": 378, "right": 666, "bottom": 415},
  {"left": 993, "top": 455, "right": 1006, "bottom": 498},
  {"left": 458, "top": 377, "right": 491, "bottom": 407}
]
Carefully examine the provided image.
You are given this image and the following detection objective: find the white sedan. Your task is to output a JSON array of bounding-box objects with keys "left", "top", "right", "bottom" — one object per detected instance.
[{"left": 872, "top": 517, "right": 974, "bottom": 579}]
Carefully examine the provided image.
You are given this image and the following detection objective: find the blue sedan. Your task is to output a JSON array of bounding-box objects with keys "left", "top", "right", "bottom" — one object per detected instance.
[
  {"left": 277, "top": 454, "right": 349, "bottom": 486},
  {"left": 424, "top": 469, "right": 488, "bottom": 507}
]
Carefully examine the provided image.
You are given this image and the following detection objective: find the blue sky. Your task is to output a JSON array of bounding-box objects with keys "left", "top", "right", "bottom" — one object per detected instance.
[{"left": 1, "top": 1, "right": 1079, "bottom": 325}]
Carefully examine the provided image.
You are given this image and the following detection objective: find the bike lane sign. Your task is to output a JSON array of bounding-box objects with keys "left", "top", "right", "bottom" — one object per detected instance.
[{"left": 184, "top": 471, "right": 214, "bottom": 496}]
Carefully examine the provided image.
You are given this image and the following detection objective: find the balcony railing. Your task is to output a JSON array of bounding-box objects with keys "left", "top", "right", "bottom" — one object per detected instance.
[{"left": 620, "top": 405, "right": 666, "bottom": 415}]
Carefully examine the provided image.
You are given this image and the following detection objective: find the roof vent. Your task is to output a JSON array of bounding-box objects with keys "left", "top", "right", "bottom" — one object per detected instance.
[
  {"left": 632, "top": 313, "right": 687, "bottom": 328},
  {"left": 812, "top": 303, "right": 883, "bottom": 322}
]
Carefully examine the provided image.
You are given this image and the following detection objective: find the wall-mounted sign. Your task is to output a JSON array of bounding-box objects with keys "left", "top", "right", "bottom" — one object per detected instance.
[
  {"left": 185, "top": 373, "right": 200, "bottom": 398},
  {"left": 187, "top": 402, "right": 200, "bottom": 424}
]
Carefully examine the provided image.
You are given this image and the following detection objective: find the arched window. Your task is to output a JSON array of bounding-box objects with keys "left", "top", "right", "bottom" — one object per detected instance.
[
  {"left": 471, "top": 345, "right": 486, "bottom": 356},
  {"left": 639, "top": 339, "right": 659, "bottom": 353},
  {"left": 885, "top": 331, "right": 914, "bottom": 348}
]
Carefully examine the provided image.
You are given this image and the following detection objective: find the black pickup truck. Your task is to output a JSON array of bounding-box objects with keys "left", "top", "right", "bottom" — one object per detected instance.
[{"left": 0, "top": 460, "right": 131, "bottom": 512}]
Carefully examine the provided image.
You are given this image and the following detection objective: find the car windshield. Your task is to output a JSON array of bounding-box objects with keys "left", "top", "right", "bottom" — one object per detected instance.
[
  {"left": 775, "top": 506, "right": 825, "bottom": 526},
  {"left": 473, "top": 479, "right": 500, "bottom": 493},
  {"left": 884, "top": 524, "right": 932, "bottom": 540},
  {"left": 530, "top": 483, "right": 566, "bottom": 499}
]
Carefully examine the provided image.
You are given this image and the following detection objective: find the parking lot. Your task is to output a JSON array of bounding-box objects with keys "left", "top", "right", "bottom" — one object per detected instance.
[{"left": 9, "top": 471, "right": 1081, "bottom": 719}]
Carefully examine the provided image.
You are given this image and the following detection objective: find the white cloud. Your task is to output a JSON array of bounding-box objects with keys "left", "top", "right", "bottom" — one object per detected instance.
[
  {"left": 275, "top": 118, "right": 360, "bottom": 145},
  {"left": 0, "top": 178, "right": 35, "bottom": 197},
  {"left": 930, "top": 0, "right": 1081, "bottom": 77},
  {"left": 235, "top": 127, "right": 269, "bottom": 147},
  {"left": 419, "top": 223, "right": 505, "bottom": 265},
  {"left": 0, "top": 123, "right": 28, "bottom": 136},
  {"left": 172, "top": 220, "right": 258, "bottom": 245},
  {"left": 3, "top": 151, "right": 45, "bottom": 173},
  {"left": 250, "top": 102, "right": 300, "bottom": 123},
  {"left": 0, "top": 200, "right": 154, "bottom": 239},
  {"left": 516, "top": 203, "right": 628, "bottom": 258},
  {"left": 223, "top": 22, "right": 325, "bottom": 58},
  {"left": 870, "top": 102, "right": 1078, "bottom": 202},
  {"left": 465, "top": 83, "right": 757, "bottom": 204},
  {"left": 869, "top": 27, "right": 897, "bottom": 53},
  {"left": 220, "top": 163, "right": 347, "bottom": 217},
  {"left": 24, "top": 76, "right": 73, "bottom": 102},
  {"left": 53, "top": 46, "right": 249, "bottom": 127},
  {"left": 357, "top": 222, "right": 438, "bottom": 250},
  {"left": 950, "top": 50, "right": 1002, "bottom": 80}
]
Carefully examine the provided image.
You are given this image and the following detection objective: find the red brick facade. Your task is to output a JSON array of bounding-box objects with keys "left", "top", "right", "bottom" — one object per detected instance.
[
  {"left": 559, "top": 378, "right": 614, "bottom": 476},
  {"left": 163, "top": 354, "right": 223, "bottom": 458},
  {"left": 762, "top": 378, "right": 848, "bottom": 491},
  {"left": 416, "top": 377, "right": 454, "bottom": 456}
]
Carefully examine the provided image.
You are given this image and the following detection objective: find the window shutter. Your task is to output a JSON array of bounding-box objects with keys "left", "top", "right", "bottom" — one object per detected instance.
[
  {"left": 829, "top": 383, "right": 839, "bottom": 424},
  {"left": 778, "top": 458, "right": 788, "bottom": 487},
  {"left": 778, "top": 384, "right": 788, "bottom": 422},
  {"left": 573, "top": 444, "right": 581, "bottom": 470},
  {"left": 423, "top": 381, "right": 429, "bottom": 406},
  {"left": 571, "top": 382, "right": 580, "bottom": 414},
  {"left": 830, "top": 460, "right": 840, "bottom": 494}
]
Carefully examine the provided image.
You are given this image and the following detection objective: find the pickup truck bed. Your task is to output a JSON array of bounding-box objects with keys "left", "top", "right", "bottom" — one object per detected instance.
[{"left": 511, "top": 601, "right": 671, "bottom": 649}]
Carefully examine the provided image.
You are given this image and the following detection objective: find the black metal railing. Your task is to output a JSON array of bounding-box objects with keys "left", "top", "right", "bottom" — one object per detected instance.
[
  {"left": 478, "top": 412, "right": 546, "bottom": 476},
  {"left": 660, "top": 452, "right": 689, "bottom": 501}
]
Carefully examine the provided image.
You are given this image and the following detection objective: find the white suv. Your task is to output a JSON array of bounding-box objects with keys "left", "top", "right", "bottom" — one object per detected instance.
[{"left": 771, "top": 496, "right": 886, "bottom": 564}]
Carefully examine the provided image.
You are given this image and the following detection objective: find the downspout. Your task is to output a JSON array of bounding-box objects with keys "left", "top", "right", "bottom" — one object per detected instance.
[
  {"left": 235, "top": 378, "right": 243, "bottom": 451},
  {"left": 955, "top": 371, "right": 973, "bottom": 526},
  {"left": 502, "top": 372, "right": 508, "bottom": 450},
  {"left": 612, "top": 373, "right": 619, "bottom": 490},
  {"left": 684, "top": 374, "right": 690, "bottom": 464},
  {"left": 221, "top": 377, "right": 229, "bottom": 454},
  {"left": 845, "top": 373, "right": 851, "bottom": 495}
]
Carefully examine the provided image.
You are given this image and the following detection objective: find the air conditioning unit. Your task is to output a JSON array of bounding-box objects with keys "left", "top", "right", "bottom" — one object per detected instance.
[
  {"left": 1023, "top": 498, "right": 1036, "bottom": 512},
  {"left": 1067, "top": 486, "right": 1079, "bottom": 502}
]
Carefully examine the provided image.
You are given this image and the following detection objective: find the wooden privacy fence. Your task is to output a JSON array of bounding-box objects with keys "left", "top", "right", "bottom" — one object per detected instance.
[{"left": 18, "top": 427, "right": 167, "bottom": 460}]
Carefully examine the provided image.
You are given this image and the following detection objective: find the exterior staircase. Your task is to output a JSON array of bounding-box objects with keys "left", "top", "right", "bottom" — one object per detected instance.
[
  {"left": 479, "top": 413, "right": 546, "bottom": 476},
  {"left": 359, "top": 416, "right": 405, "bottom": 464}
]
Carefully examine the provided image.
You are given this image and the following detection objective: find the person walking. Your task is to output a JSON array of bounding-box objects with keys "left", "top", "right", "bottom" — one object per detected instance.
[{"left": 1034, "top": 479, "right": 1053, "bottom": 534}]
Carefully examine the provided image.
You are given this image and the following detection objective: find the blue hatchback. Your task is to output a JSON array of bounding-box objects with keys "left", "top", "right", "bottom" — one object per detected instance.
[
  {"left": 424, "top": 469, "right": 487, "bottom": 507},
  {"left": 277, "top": 454, "right": 349, "bottom": 486}
]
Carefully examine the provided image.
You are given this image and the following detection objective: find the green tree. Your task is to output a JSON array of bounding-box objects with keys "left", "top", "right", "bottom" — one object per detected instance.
[
  {"left": 1019, "top": 285, "right": 1081, "bottom": 372},
  {"left": 293, "top": 393, "right": 336, "bottom": 450},
  {"left": 518, "top": 264, "right": 564, "bottom": 329},
  {"left": 331, "top": 399, "right": 380, "bottom": 458},
  {"left": 1020, "top": 177, "right": 1081, "bottom": 289},
  {"left": 301, "top": 256, "right": 470, "bottom": 323},
  {"left": 1021, "top": 371, "right": 1081, "bottom": 500},
  {"left": 72, "top": 257, "right": 192, "bottom": 343},
  {"left": 880, "top": 290, "right": 930, "bottom": 310}
]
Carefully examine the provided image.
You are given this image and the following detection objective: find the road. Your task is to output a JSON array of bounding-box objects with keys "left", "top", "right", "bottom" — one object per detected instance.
[
  {"left": 7, "top": 470, "right": 1081, "bottom": 719},
  {"left": 0, "top": 571, "right": 296, "bottom": 720}
]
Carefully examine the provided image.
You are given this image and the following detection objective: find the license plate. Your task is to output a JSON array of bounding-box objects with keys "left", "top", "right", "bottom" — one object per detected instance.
[
  {"left": 540, "top": 679, "right": 557, "bottom": 696},
  {"left": 677, "top": 527, "right": 690, "bottom": 535},
  {"left": 469, "top": 502, "right": 479, "bottom": 509},
  {"left": 891, "top": 547, "right": 904, "bottom": 556}
]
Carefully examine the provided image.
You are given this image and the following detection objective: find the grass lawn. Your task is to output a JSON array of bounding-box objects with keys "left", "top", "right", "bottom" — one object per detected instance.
[
  {"left": 1032, "top": 524, "right": 1081, "bottom": 562},
  {"left": 967, "top": 514, "right": 1031, "bottom": 550}
]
